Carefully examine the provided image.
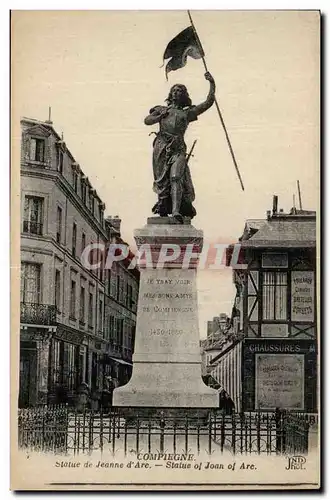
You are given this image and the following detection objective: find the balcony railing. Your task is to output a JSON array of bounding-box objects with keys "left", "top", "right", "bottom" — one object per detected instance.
[
  {"left": 20, "top": 302, "right": 57, "bottom": 326},
  {"left": 23, "top": 220, "right": 43, "bottom": 236}
]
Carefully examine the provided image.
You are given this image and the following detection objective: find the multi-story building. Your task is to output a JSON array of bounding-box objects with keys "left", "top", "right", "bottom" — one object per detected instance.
[
  {"left": 200, "top": 314, "right": 231, "bottom": 378},
  {"left": 19, "top": 117, "right": 139, "bottom": 407},
  {"left": 203, "top": 196, "right": 317, "bottom": 414},
  {"left": 201, "top": 314, "right": 243, "bottom": 411},
  {"left": 103, "top": 216, "right": 139, "bottom": 389}
]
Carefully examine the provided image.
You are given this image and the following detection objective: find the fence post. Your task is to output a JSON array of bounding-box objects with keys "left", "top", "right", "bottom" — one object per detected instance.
[
  {"left": 275, "top": 407, "right": 284, "bottom": 454},
  {"left": 303, "top": 419, "right": 310, "bottom": 454},
  {"left": 232, "top": 412, "right": 236, "bottom": 455},
  {"left": 99, "top": 407, "right": 104, "bottom": 454},
  {"left": 256, "top": 411, "right": 261, "bottom": 454},
  {"left": 111, "top": 411, "right": 116, "bottom": 456},
  {"left": 208, "top": 413, "right": 212, "bottom": 455},
  {"left": 160, "top": 411, "right": 165, "bottom": 454},
  {"left": 220, "top": 412, "right": 225, "bottom": 453}
]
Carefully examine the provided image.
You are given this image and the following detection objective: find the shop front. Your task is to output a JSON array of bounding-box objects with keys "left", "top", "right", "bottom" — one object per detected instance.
[
  {"left": 19, "top": 327, "right": 54, "bottom": 407},
  {"left": 242, "top": 338, "right": 317, "bottom": 412},
  {"left": 48, "top": 326, "right": 86, "bottom": 405}
]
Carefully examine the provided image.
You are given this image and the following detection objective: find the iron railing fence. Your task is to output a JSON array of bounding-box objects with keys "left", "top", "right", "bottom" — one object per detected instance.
[{"left": 17, "top": 405, "right": 311, "bottom": 457}]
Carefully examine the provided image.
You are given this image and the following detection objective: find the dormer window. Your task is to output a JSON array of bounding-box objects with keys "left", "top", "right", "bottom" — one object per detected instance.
[
  {"left": 57, "top": 149, "right": 64, "bottom": 173},
  {"left": 99, "top": 203, "right": 105, "bottom": 223},
  {"left": 30, "top": 138, "right": 45, "bottom": 162},
  {"left": 72, "top": 169, "right": 78, "bottom": 193},
  {"left": 81, "top": 178, "right": 86, "bottom": 204},
  {"left": 89, "top": 189, "right": 96, "bottom": 214},
  {"left": 72, "top": 163, "right": 80, "bottom": 193}
]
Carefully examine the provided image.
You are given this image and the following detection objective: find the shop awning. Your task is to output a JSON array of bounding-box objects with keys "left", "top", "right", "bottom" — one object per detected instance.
[{"left": 109, "top": 356, "right": 132, "bottom": 367}]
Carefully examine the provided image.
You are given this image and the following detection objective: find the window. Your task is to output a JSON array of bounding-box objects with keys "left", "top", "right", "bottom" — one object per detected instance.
[
  {"left": 23, "top": 196, "right": 43, "bottom": 235},
  {"left": 107, "top": 269, "right": 112, "bottom": 296},
  {"left": 99, "top": 205, "right": 104, "bottom": 224},
  {"left": 262, "top": 271, "right": 287, "bottom": 320},
  {"left": 72, "top": 223, "right": 77, "bottom": 258},
  {"left": 98, "top": 298, "right": 103, "bottom": 332},
  {"left": 29, "top": 138, "right": 45, "bottom": 162},
  {"left": 99, "top": 252, "right": 104, "bottom": 282},
  {"left": 109, "top": 315, "right": 115, "bottom": 343},
  {"left": 79, "top": 345, "right": 87, "bottom": 384},
  {"left": 55, "top": 270, "right": 61, "bottom": 312},
  {"left": 89, "top": 191, "right": 94, "bottom": 213},
  {"left": 81, "top": 233, "right": 86, "bottom": 255},
  {"left": 262, "top": 253, "right": 288, "bottom": 268},
  {"left": 20, "top": 263, "right": 41, "bottom": 304},
  {"left": 51, "top": 339, "right": 62, "bottom": 386},
  {"left": 116, "top": 275, "right": 120, "bottom": 301},
  {"left": 63, "top": 343, "right": 78, "bottom": 392},
  {"left": 56, "top": 207, "right": 62, "bottom": 244},
  {"left": 88, "top": 292, "right": 93, "bottom": 328},
  {"left": 117, "top": 318, "right": 124, "bottom": 347},
  {"left": 90, "top": 241, "right": 97, "bottom": 275},
  {"left": 131, "top": 325, "right": 136, "bottom": 353},
  {"left": 70, "top": 280, "right": 76, "bottom": 319},
  {"left": 127, "top": 284, "right": 133, "bottom": 309},
  {"left": 80, "top": 286, "right": 85, "bottom": 324},
  {"left": 57, "top": 149, "right": 64, "bottom": 174}
]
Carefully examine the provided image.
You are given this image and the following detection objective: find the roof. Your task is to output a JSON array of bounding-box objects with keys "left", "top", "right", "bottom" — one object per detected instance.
[
  {"left": 240, "top": 215, "right": 316, "bottom": 248},
  {"left": 209, "top": 333, "right": 245, "bottom": 365},
  {"left": 21, "top": 117, "right": 105, "bottom": 203}
]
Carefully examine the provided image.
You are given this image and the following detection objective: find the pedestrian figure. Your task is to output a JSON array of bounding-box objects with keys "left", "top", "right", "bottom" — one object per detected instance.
[
  {"left": 219, "top": 389, "right": 235, "bottom": 415},
  {"left": 90, "top": 388, "right": 101, "bottom": 411},
  {"left": 76, "top": 382, "right": 90, "bottom": 413}
]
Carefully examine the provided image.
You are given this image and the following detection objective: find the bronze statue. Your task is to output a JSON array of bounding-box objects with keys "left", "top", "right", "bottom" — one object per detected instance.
[{"left": 144, "top": 72, "right": 216, "bottom": 223}]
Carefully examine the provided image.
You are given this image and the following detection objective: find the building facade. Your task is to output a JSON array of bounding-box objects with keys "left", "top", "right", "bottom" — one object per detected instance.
[
  {"left": 235, "top": 199, "right": 317, "bottom": 412},
  {"left": 19, "top": 117, "right": 139, "bottom": 407},
  {"left": 204, "top": 197, "right": 317, "bottom": 413},
  {"left": 200, "top": 314, "right": 231, "bottom": 378},
  {"left": 103, "top": 217, "right": 139, "bottom": 389}
]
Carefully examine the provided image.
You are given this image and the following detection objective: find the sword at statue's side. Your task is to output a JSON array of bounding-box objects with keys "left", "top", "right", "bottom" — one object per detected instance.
[
  {"left": 186, "top": 139, "right": 197, "bottom": 164},
  {"left": 187, "top": 10, "right": 245, "bottom": 192}
]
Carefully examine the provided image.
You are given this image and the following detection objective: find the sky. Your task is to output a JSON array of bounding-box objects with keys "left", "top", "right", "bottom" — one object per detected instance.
[{"left": 12, "top": 10, "right": 320, "bottom": 337}]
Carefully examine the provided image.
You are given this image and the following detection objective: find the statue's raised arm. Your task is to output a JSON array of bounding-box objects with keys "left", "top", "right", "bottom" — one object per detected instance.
[{"left": 193, "top": 72, "right": 216, "bottom": 116}]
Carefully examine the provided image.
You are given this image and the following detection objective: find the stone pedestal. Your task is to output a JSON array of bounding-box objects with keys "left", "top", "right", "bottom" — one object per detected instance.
[{"left": 113, "top": 218, "right": 218, "bottom": 408}]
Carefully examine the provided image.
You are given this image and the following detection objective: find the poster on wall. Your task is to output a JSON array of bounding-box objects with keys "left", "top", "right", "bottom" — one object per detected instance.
[
  {"left": 291, "top": 271, "right": 314, "bottom": 322},
  {"left": 255, "top": 354, "right": 304, "bottom": 410}
]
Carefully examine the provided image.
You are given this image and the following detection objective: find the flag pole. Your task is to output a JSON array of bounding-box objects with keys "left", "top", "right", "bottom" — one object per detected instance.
[{"left": 187, "top": 10, "right": 245, "bottom": 192}]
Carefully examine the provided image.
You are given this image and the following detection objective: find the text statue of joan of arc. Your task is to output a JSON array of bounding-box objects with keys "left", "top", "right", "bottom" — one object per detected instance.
[{"left": 144, "top": 72, "right": 216, "bottom": 224}]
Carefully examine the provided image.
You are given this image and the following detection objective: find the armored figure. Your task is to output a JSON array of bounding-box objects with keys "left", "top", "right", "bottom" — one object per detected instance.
[{"left": 144, "top": 72, "right": 216, "bottom": 223}]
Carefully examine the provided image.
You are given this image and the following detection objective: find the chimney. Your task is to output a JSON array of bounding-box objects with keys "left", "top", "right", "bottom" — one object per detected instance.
[
  {"left": 45, "top": 106, "right": 53, "bottom": 125},
  {"left": 272, "top": 195, "right": 278, "bottom": 215}
]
